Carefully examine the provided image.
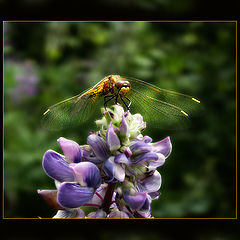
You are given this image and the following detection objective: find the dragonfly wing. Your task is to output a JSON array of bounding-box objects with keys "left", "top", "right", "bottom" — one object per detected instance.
[
  {"left": 127, "top": 88, "right": 191, "bottom": 129},
  {"left": 123, "top": 76, "right": 201, "bottom": 117},
  {"left": 41, "top": 91, "right": 98, "bottom": 130}
]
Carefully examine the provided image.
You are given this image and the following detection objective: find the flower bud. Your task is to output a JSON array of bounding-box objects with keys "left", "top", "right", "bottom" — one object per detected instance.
[
  {"left": 120, "top": 115, "right": 130, "bottom": 138},
  {"left": 106, "top": 122, "right": 120, "bottom": 152}
]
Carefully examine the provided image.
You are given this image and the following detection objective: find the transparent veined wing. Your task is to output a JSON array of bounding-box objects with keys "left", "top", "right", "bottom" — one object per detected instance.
[
  {"left": 121, "top": 76, "right": 201, "bottom": 129},
  {"left": 41, "top": 89, "right": 100, "bottom": 130}
]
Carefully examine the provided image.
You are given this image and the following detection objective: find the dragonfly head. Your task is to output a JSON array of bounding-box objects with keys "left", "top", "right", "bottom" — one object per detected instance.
[{"left": 115, "top": 79, "right": 131, "bottom": 96}]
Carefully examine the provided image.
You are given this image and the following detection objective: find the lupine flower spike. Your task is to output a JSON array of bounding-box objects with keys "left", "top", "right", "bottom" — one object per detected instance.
[{"left": 38, "top": 105, "right": 171, "bottom": 218}]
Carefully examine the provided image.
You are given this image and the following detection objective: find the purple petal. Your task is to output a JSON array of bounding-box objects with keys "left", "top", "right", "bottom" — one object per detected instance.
[
  {"left": 148, "top": 191, "right": 160, "bottom": 200},
  {"left": 102, "top": 156, "right": 119, "bottom": 183},
  {"left": 142, "top": 136, "right": 152, "bottom": 143},
  {"left": 72, "top": 162, "right": 101, "bottom": 188},
  {"left": 103, "top": 157, "right": 125, "bottom": 182},
  {"left": 87, "top": 209, "right": 107, "bottom": 218},
  {"left": 132, "top": 152, "right": 159, "bottom": 165},
  {"left": 114, "top": 153, "right": 131, "bottom": 165},
  {"left": 134, "top": 209, "right": 152, "bottom": 218},
  {"left": 106, "top": 121, "right": 120, "bottom": 152},
  {"left": 151, "top": 136, "right": 172, "bottom": 158},
  {"left": 148, "top": 153, "right": 165, "bottom": 170},
  {"left": 87, "top": 134, "right": 110, "bottom": 161},
  {"left": 57, "top": 182, "right": 94, "bottom": 208},
  {"left": 138, "top": 171, "right": 162, "bottom": 193},
  {"left": 87, "top": 183, "right": 115, "bottom": 207},
  {"left": 57, "top": 137, "right": 82, "bottom": 163},
  {"left": 108, "top": 210, "right": 129, "bottom": 218},
  {"left": 141, "top": 194, "right": 151, "bottom": 211},
  {"left": 102, "top": 157, "right": 114, "bottom": 182},
  {"left": 123, "top": 191, "right": 148, "bottom": 210},
  {"left": 123, "top": 147, "right": 132, "bottom": 158},
  {"left": 103, "top": 110, "right": 114, "bottom": 119},
  {"left": 42, "top": 150, "right": 74, "bottom": 182},
  {"left": 130, "top": 141, "right": 152, "bottom": 155},
  {"left": 120, "top": 206, "right": 135, "bottom": 218},
  {"left": 83, "top": 155, "right": 103, "bottom": 164},
  {"left": 82, "top": 148, "right": 103, "bottom": 164},
  {"left": 87, "top": 184, "right": 105, "bottom": 206},
  {"left": 74, "top": 208, "right": 86, "bottom": 218},
  {"left": 53, "top": 209, "right": 85, "bottom": 218},
  {"left": 114, "top": 163, "right": 125, "bottom": 182},
  {"left": 120, "top": 115, "right": 130, "bottom": 137}
]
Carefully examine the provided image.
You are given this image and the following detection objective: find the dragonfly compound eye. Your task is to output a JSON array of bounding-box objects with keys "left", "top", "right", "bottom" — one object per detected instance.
[
  {"left": 116, "top": 80, "right": 131, "bottom": 89},
  {"left": 116, "top": 81, "right": 131, "bottom": 96}
]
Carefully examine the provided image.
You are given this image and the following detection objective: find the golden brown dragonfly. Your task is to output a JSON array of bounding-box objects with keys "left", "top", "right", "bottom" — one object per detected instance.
[{"left": 42, "top": 75, "right": 201, "bottom": 130}]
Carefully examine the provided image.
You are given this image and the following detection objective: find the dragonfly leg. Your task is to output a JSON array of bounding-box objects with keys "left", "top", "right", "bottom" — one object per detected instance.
[
  {"left": 120, "top": 95, "right": 131, "bottom": 111},
  {"left": 124, "top": 96, "right": 131, "bottom": 109},
  {"left": 114, "top": 94, "right": 119, "bottom": 105},
  {"left": 114, "top": 88, "right": 122, "bottom": 105},
  {"left": 104, "top": 94, "right": 116, "bottom": 109}
]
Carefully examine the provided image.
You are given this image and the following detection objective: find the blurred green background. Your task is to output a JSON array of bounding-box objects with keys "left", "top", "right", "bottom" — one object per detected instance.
[{"left": 3, "top": 21, "right": 236, "bottom": 218}]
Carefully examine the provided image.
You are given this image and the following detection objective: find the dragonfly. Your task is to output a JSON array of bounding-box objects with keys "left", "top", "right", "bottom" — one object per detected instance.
[{"left": 42, "top": 75, "right": 201, "bottom": 130}]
